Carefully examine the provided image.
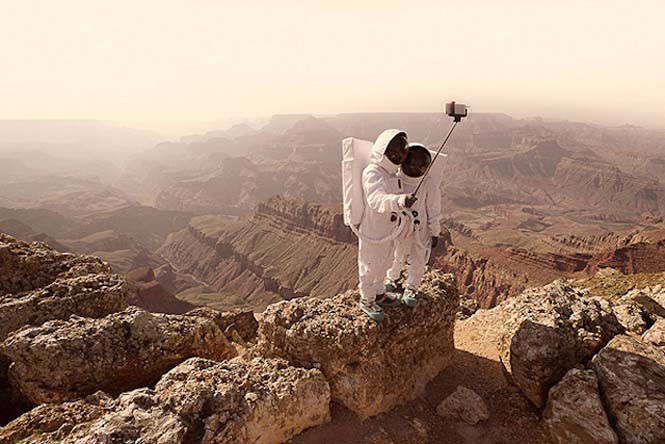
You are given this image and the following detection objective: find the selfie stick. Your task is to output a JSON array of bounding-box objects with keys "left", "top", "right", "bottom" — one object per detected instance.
[
  {"left": 411, "top": 120, "right": 457, "bottom": 198},
  {"left": 411, "top": 101, "right": 468, "bottom": 198}
]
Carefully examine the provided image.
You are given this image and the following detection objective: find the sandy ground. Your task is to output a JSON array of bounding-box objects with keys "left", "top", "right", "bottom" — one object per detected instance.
[{"left": 293, "top": 309, "right": 553, "bottom": 444}]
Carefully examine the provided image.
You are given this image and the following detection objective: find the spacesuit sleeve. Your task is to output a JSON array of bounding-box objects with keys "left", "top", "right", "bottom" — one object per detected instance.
[
  {"left": 363, "top": 168, "right": 403, "bottom": 214},
  {"left": 426, "top": 179, "right": 443, "bottom": 236}
]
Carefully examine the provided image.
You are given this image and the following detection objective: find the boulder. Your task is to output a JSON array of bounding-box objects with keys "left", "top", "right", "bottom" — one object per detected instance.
[
  {"left": 496, "top": 280, "right": 622, "bottom": 408},
  {"left": 0, "top": 391, "right": 111, "bottom": 444},
  {"left": 610, "top": 288, "right": 665, "bottom": 335},
  {"left": 5, "top": 388, "right": 187, "bottom": 444},
  {"left": 0, "top": 273, "right": 127, "bottom": 342},
  {"left": 642, "top": 317, "right": 665, "bottom": 350},
  {"left": 186, "top": 306, "right": 259, "bottom": 342},
  {"left": 0, "top": 235, "right": 129, "bottom": 422},
  {"left": 591, "top": 334, "right": 665, "bottom": 444},
  {"left": 435, "top": 385, "right": 489, "bottom": 425},
  {"left": 617, "top": 288, "right": 665, "bottom": 321},
  {"left": 2, "top": 357, "right": 331, "bottom": 444},
  {"left": 154, "top": 357, "right": 331, "bottom": 444},
  {"left": 257, "top": 272, "right": 459, "bottom": 418},
  {"left": 0, "top": 233, "right": 110, "bottom": 296},
  {"left": 1, "top": 307, "right": 235, "bottom": 404},
  {"left": 542, "top": 367, "right": 618, "bottom": 444},
  {"left": 612, "top": 303, "right": 649, "bottom": 334}
]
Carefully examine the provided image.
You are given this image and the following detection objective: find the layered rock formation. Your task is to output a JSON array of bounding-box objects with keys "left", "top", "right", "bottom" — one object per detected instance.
[
  {"left": 257, "top": 272, "right": 459, "bottom": 418},
  {"left": 433, "top": 244, "right": 529, "bottom": 308},
  {"left": 1, "top": 306, "right": 235, "bottom": 404},
  {"left": 587, "top": 239, "right": 665, "bottom": 274},
  {"left": 255, "top": 196, "right": 354, "bottom": 243},
  {"left": 158, "top": 201, "right": 358, "bottom": 311}
]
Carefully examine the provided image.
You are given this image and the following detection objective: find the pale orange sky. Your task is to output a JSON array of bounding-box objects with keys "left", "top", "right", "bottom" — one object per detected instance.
[{"left": 1, "top": 0, "right": 664, "bottom": 134}]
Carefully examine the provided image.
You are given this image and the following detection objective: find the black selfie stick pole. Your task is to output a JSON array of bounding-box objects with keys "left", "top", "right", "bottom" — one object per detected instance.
[{"left": 411, "top": 119, "right": 459, "bottom": 198}]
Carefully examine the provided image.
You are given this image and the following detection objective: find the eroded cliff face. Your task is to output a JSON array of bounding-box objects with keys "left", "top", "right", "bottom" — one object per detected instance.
[
  {"left": 433, "top": 246, "right": 529, "bottom": 308},
  {"left": 157, "top": 197, "right": 665, "bottom": 313},
  {"left": 158, "top": 197, "right": 358, "bottom": 311},
  {"left": 255, "top": 196, "right": 354, "bottom": 244},
  {"left": 587, "top": 239, "right": 665, "bottom": 274},
  {"left": 438, "top": 220, "right": 665, "bottom": 309},
  {"left": 158, "top": 197, "right": 521, "bottom": 311}
]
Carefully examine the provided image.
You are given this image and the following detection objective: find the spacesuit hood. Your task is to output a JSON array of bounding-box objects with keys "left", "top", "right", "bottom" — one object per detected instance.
[{"left": 370, "top": 129, "right": 407, "bottom": 174}]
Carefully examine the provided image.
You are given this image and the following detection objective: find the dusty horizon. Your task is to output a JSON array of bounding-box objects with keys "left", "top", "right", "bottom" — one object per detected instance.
[
  {"left": 2, "top": 0, "right": 664, "bottom": 136},
  {"left": 1, "top": 108, "right": 664, "bottom": 142}
]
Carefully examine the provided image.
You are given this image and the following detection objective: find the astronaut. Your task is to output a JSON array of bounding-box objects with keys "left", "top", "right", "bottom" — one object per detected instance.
[
  {"left": 385, "top": 143, "right": 442, "bottom": 307},
  {"left": 357, "top": 129, "right": 416, "bottom": 321}
]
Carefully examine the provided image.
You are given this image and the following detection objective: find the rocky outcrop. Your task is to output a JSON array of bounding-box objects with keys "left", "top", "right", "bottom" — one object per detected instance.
[
  {"left": 186, "top": 306, "right": 258, "bottom": 343},
  {"left": 591, "top": 334, "right": 665, "bottom": 444},
  {"left": 154, "top": 357, "right": 331, "bottom": 444},
  {"left": 257, "top": 272, "right": 459, "bottom": 418},
  {"left": 616, "top": 287, "right": 665, "bottom": 320},
  {"left": 435, "top": 386, "right": 489, "bottom": 425},
  {"left": 0, "top": 273, "right": 127, "bottom": 343},
  {"left": 1, "top": 357, "right": 331, "bottom": 444},
  {"left": 0, "top": 234, "right": 129, "bottom": 423},
  {"left": 495, "top": 280, "right": 622, "bottom": 408},
  {"left": 588, "top": 283, "right": 665, "bottom": 335},
  {"left": 0, "top": 391, "right": 111, "bottom": 444},
  {"left": 0, "top": 235, "right": 127, "bottom": 343},
  {"left": 1, "top": 307, "right": 235, "bottom": 404},
  {"left": 542, "top": 367, "right": 618, "bottom": 444},
  {"left": 0, "top": 233, "right": 110, "bottom": 296}
]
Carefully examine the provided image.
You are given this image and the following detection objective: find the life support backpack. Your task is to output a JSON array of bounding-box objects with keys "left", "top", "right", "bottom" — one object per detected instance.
[{"left": 341, "top": 137, "right": 373, "bottom": 228}]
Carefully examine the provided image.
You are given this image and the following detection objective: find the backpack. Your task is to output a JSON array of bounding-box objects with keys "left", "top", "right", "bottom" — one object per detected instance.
[{"left": 341, "top": 137, "right": 374, "bottom": 227}]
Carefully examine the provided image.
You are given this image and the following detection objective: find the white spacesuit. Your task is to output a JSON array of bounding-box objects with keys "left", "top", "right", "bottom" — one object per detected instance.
[
  {"left": 386, "top": 144, "right": 442, "bottom": 305},
  {"left": 357, "top": 129, "right": 411, "bottom": 319}
]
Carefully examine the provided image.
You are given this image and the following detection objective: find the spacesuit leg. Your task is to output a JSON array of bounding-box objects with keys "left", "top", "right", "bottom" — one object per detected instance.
[
  {"left": 386, "top": 237, "right": 410, "bottom": 283},
  {"left": 405, "top": 236, "right": 431, "bottom": 290},
  {"left": 358, "top": 239, "right": 394, "bottom": 303}
]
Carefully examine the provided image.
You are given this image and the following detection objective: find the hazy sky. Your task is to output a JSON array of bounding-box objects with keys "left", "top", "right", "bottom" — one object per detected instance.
[{"left": 2, "top": 0, "right": 664, "bottom": 134}]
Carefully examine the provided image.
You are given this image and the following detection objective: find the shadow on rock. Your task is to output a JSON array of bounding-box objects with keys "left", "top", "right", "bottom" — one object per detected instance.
[{"left": 293, "top": 349, "right": 550, "bottom": 444}]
